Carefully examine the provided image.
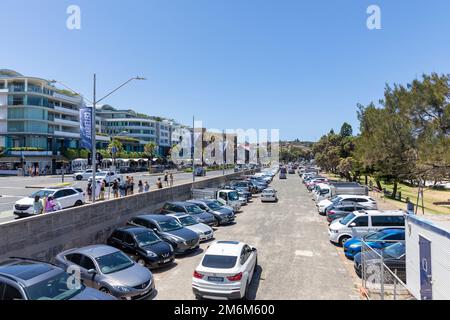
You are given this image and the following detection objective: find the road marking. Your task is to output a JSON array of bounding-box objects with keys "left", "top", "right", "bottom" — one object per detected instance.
[{"left": 295, "top": 250, "right": 314, "bottom": 257}]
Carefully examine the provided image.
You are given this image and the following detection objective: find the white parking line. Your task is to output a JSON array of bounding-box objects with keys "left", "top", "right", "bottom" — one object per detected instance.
[{"left": 295, "top": 250, "right": 314, "bottom": 257}]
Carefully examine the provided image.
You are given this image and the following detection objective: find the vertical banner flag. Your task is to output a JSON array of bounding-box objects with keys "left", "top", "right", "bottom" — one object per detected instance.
[{"left": 79, "top": 101, "right": 93, "bottom": 150}]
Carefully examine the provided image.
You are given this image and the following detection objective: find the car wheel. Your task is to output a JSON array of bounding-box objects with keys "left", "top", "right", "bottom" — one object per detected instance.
[
  {"left": 76, "top": 175, "right": 83, "bottom": 181},
  {"left": 100, "top": 287, "right": 112, "bottom": 296},
  {"left": 74, "top": 200, "right": 83, "bottom": 207},
  {"left": 195, "top": 294, "right": 202, "bottom": 300},
  {"left": 339, "top": 236, "right": 351, "bottom": 246}
]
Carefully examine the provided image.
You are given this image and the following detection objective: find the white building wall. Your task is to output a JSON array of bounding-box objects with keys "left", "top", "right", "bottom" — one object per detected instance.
[{"left": 406, "top": 216, "right": 450, "bottom": 300}]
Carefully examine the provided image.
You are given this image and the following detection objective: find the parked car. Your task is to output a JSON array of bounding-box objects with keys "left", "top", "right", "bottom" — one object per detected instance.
[
  {"left": 128, "top": 215, "right": 200, "bottom": 256},
  {"left": 261, "top": 188, "right": 278, "bottom": 202},
  {"left": 318, "top": 195, "right": 377, "bottom": 214},
  {"left": 0, "top": 257, "right": 115, "bottom": 300},
  {"left": 328, "top": 210, "right": 405, "bottom": 246},
  {"left": 326, "top": 203, "right": 368, "bottom": 223},
  {"left": 288, "top": 167, "right": 296, "bottom": 174},
  {"left": 55, "top": 245, "right": 155, "bottom": 300},
  {"left": 14, "top": 187, "right": 85, "bottom": 218},
  {"left": 88, "top": 171, "right": 122, "bottom": 185},
  {"left": 194, "top": 167, "right": 206, "bottom": 177},
  {"left": 354, "top": 242, "right": 406, "bottom": 283},
  {"left": 343, "top": 228, "right": 405, "bottom": 259},
  {"left": 192, "top": 241, "right": 258, "bottom": 300},
  {"left": 188, "top": 199, "right": 235, "bottom": 225},
  {"left": 160, "top": 201, "right": 218, "bottom": 227},
  {"left": 168, "top": 213, "right": 214, "bottom": 242},
  {"left": 107, "top": 227, "right": 174, "bottom": 269},
  {"left": 73, "top": 169, "right": 95, "bottom": 181}
]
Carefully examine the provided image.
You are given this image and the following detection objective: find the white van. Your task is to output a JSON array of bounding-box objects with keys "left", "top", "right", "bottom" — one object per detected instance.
[{"left": 328, "top": 210, "right": 405, "bottom": 246}]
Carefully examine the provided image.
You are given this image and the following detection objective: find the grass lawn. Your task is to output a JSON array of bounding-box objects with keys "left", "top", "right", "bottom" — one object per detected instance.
[{"left": 320, "top": 172, "right": 450, "bottom": 215}]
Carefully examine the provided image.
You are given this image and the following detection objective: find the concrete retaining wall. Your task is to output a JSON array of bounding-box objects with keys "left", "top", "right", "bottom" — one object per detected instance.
[{"left": 0, "top": 171, "right": 250, "bottom": 262}]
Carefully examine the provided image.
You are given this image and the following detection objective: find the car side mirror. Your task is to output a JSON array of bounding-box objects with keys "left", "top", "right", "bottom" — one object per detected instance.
[
  {"left": 153, "top": 228, "right": 158, "bottom": 232},
  {"left": 251, "top": 247, "right": 257, "bottom": 252},
  {"left": 349, "top": 222, "right": 356, "bottom": 228},
  {"left": 87, "top": 269, "right": 97, "bottom": 275}
]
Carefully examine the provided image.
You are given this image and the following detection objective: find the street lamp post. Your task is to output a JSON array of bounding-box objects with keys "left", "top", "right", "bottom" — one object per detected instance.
[{"left": 50, "top": 75, "right": 146, "bottom": 204}]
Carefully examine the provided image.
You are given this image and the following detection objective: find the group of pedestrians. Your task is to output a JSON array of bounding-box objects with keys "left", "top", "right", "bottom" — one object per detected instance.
[
  {"left": 32, "top": 195, "right": 62, "bottom": 215},
  {"left": 85, "top": 172, "right": 175, "bottom": 202}
]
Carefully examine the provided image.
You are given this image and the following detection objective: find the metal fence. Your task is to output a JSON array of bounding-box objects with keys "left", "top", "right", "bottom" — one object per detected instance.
[{"left": 359, "top": 240, "right": 415, "bottom": 300}]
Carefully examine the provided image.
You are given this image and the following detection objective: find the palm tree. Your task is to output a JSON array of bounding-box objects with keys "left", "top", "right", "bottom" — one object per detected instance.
[
  {"left": 108, "top": 139, "right": 123, "bottom": 156},
  {"left": 144, "top": 142, "right": 157, "bottom": 158}
]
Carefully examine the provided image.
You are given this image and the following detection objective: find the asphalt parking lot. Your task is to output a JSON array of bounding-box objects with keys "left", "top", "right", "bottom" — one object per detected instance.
[
  {"left": 151, "top": 172, "right": 360, "bottom": 300},
  {"left": 0, "top": 169, "right": 234, "bottom": 224}
]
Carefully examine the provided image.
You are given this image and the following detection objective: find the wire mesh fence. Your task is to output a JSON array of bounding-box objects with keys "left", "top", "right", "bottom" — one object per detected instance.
[{"left": 358, "top": 240, "right": 415, "bottom": 300}]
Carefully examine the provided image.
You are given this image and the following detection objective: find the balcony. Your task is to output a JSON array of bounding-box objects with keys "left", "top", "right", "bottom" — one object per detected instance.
[
  {"left": 54, "top": 130, "right": 80, "bottom": 139},
  {"left": 52, "top": 92, "right": 82, "bottom": 104},
  {"left": 54, "top": 118, "right": 79, "bottom": 127},
  {"left": 54, "top": 106, "right": 79, "bottom": 116}
]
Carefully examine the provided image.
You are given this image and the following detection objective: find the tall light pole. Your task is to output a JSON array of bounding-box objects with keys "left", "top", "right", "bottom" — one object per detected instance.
[
  {"left": 192, "top": 115, "right": 195, "bottom": 183},
  {"left": 50, "top": 75, "right": 146, "bottom": 203}
]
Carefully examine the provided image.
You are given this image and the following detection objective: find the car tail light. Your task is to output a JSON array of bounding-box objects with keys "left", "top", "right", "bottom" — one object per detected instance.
[
  {"left": 193, "top": 271, "right": 204, "bottom": 279},
  {"left": 328, "top": 210, "right": 335, "bottom": 214},
  {"left": 227, "top": 272, "right": 243, "bottom": 281}
]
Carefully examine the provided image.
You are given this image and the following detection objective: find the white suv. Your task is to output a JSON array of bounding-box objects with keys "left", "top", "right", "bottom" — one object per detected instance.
[
  {"left": 14, "top": 187, "right": 85, "bottom": 218},
  {"left": 328, "top": 210, "right": 405, "bottom": 246},
  {"left": 318, "top": 195, "right": 377, "bottom": 214},
  {"left": 192, "top": 241, "right": 258, "bottom": 300}
]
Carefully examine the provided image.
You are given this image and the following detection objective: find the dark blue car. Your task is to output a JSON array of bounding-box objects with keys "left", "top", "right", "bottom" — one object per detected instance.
[{"left": 343, "top": 228, "right": 405, "bottom": 259}]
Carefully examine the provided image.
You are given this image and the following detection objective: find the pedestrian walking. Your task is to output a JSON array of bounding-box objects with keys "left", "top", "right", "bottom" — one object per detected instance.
[
  {"left": 138, "top": 180, "right": 144, "bottom": 193},
  {"left": 144, "top": 181, "right": 150, "bottom": 192},
  {"left": 119, "top": 179, "right": 127, "bottom": 197},
  {"left": 130, "top": 177, "right": 135, "bottom": 195},
  {"left": 169, "top": 173, "right": 174, "bottom": 187},
  {"left": 164, "top": 172, "right": 169, "bottom": 187},
  {"left": 156, "top": 178, "right": 163, "bottom": 189},
  {"left": 33, "top": 195, "right": 44, "bottom": 215},
  {"left": 112, "top": 179, "right": 119, "bottom": 199},
  {"left": 100, "top": 180, "right": 106, "bottom": 200},
  {"left": 45, "top": 196, "right": 61, "bottom": 213},
  {"left": 95, "top": 180, "right": 102, "bottom": 200},
  {"left": 87, "top": 182, "right": 93, "bottom": 202}
]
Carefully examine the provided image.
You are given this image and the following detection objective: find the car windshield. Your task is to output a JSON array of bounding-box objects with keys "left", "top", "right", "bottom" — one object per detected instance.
[
  {"left": 207, "top": 201, "right": 222, "bottom": 210},
  {"left": 95, "top": 251, "right": 134, "bottom": 275},
  {"left": 211, "top": 200, "right": 224, "bottom": 208},
  {"left": 364, "top": 230, "right": 390, "bottom": 241},
  {"left": 31, "top": 190, "right": 54, "bottom": 198},
  {"left": 186, "top": 205, "right": 204, "bottom": 214},
  {"left": 340, "top": 213, "right": 356, "bottom": 225},
  {"left": 331, "top": 197, "right": 342, "bottom": 204},
  {"left": 135, "top": 231, "right": 161, "bottom": 246},
  {"left": 202, "top": 255, "right": 237, "bottom": 269},
  {"left": 228, "top": 191, "right": 239, "bottom": 201},
  {"left": 384, "top": 242, "right": 405, "bottom": 259},
  {"left": 26, "top": 271, "right": 85, "bottom": 300},
  {"left": 158, "top": 219, "right": 183, "bottom": 232},
  {"left": 179, "top": 216, "right": 198, "bottom": 226}
]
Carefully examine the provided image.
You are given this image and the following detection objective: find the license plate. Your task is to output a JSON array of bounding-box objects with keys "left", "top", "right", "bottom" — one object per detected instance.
[
  {"left": 208, "top": 276, "right": 224, "bottom": 282},
  {"left": 163, "top": 259, "right": 171, "bottom": 263}
]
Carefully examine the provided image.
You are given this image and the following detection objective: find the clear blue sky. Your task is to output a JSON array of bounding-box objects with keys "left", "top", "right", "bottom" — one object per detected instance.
[{"left": 2, "top": 0, "right": 450, "bottom": 141}]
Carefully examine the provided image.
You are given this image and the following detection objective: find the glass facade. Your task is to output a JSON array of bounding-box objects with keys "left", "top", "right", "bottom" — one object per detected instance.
[
  {"left": 8, "top": 121, "right": 50, "bottom": 134},
  {"left": 8, "top": 107, "right": 48, "bottom": 120}
]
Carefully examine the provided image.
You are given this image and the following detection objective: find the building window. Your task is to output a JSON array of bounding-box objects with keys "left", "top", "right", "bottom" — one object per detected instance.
[{"left": 8, "top": 95, "right": 25, "bottom": 106}]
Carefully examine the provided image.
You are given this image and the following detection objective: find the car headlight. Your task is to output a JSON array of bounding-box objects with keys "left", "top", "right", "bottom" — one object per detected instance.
[
  {"left": 349, "top": 244, "right": 360, "bottom": 248},
  {"left": 146, "top": 251, "right": 158, "bottom": 258},
  {"left": 113, "top": 285, "right": 132, "bottom": 293}
]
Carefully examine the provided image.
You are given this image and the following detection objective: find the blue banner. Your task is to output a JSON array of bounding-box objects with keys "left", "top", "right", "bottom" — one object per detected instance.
[{"left": 79, "top": 105, "right": 93, "bottom": 150}]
